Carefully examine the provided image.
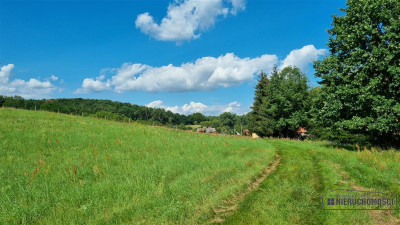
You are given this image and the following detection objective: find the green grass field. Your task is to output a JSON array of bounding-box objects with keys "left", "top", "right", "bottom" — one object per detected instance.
[{"left": 1, "top": 108, "right": 399, "bottom": 224}]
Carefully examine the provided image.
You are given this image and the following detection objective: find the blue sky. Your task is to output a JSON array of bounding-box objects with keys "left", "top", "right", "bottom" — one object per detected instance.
[{"left": 0, "top": 0, "right": 346, "bottom": 115}]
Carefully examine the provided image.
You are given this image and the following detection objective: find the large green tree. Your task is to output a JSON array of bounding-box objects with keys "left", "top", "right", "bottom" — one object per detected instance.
[
  {"left": 313, "top": 0, "right": 400, "bottom": 146},
  {"left": 250, "top": 67, "right": 310, "bottom": 137},
  {"left": 269, "top": 67, "right": 310, "bottom": 137},
  {"left": 249, "top": 71, "right": 275, "bottom": 136}
]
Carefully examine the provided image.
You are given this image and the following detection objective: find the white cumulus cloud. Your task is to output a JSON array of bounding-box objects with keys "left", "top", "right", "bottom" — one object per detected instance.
[
  {"left": 0, "top": 64, "right": 58, "bottom": 98},
  {"left": 147, "top": 100, "right": 246, "bottom": 116},
  {"left": 146, "top": 100, "right": 165, "bottom": 108},
  {"left": 75, "top": 45, "right": 326, "bottom": 94},
  {"left": 50, "top": 75, "right": 59, "bottom": 81},
  {"left": 0, "top": 64, "right": 14, "bottom": 84},
  {"left": 76, "top": 53, "right": 277, "bottom": 93},
  {"left": 74, "top": 75, "right": 111, "bottom": 94},
  {"left": 135, "top": 0, "right": 245, "bottom": 42},
  {"left": 280, "top": 45, "right": 327, "bottom": 71},
  {"left": 230, "top": 0, "right": 246, "bottom": 14}
]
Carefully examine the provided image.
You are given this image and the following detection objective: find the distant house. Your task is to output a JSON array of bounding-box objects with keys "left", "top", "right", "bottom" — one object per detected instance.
[
  {"left": 197, "top": 127, "right": 217, "bottom": 134},
  {"left": 196, "top": 128, "right": 206, "bottom": 133},
  {"left": 205, "top": 127, "right": 217, "bottom": 133},
  {"left": 297, "top": 127, "right": 309, "bottom": 140}
]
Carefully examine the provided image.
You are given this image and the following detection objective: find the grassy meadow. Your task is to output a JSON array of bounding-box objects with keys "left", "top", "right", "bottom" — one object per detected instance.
[{"left": 1, "top": 108, "right": 399, "bottom": 224}]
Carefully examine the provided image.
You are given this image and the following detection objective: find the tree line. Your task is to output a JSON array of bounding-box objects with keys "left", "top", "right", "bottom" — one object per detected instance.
[{"left": 0, "top": 96, "right": 249, "bottom": 134}]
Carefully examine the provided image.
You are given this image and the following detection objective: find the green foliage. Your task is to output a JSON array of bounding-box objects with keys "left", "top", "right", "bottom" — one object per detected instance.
[
  {"left": 312, "top": 0, "right": 400, "bottom": 147},
  {"left": 219, "top": 112, "right": 236, "bottom": 129},
  {"left": 3, "top": 95, "right": 24, "bottom": 108},
  {"left": 0, "top": 95, "right": 5, "bottom": 107},
  {"left": 187, "top": 112, "right": 207, "bottom": 125},
  {"left": 177, "top": 123, "right": 188, "bottom": 130},
  {"left": 0, "top": 96, "right": 252, "bottom": 134},
  {"left": 308, "top": 87, "right": 331, "bottom": 140},
  {"left": 250, "top": 67, "right": 310, "bottom": 137},
  {"left": 199, "top": 113, "right": 249, "bottom": 134},
  {"left": 90, "top": 110, "right": 130, "bottom": 122},
  {"left": 0, "top": 96, "right": 190, "bottom": 126},
  {"left": 249, "top": 71, "right": 275, "bottom": 136}
]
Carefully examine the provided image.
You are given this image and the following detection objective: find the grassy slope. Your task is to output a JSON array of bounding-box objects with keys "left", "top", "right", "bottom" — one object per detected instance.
[
  {"left": 1, "top": 108, "right": 399, "bottom": 224},
  {"left": 223, "top": 140, "right": 400, "bottom": 224},
  {"left": 0, "top": 108, "right": 276, "bottom": 224}
]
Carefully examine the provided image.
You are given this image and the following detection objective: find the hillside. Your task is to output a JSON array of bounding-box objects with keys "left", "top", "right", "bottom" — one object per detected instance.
[{"left": 0, "top": 108, "right": 399, "bottom": 224}]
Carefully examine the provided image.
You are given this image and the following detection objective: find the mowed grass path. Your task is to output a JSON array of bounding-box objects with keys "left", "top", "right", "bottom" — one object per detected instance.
[
  {"left": 1, "top": 108, "right": 400, "bottom": 224},
  {"left": 223, "top": 140, "right": 400, "bottom": 224},
  {"left": 0, "top": 108, "right": 276, "bottom": 224}
]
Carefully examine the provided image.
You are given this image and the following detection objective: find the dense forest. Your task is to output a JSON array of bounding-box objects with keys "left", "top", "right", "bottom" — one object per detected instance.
[{"left": 0, "top": 95, "right": 249, "bottom": 135}]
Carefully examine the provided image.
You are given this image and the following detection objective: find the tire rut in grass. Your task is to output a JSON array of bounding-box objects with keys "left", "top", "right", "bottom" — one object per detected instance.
[
  {"left": 269, "top": 143, "right": 328, "bottom": 224},
  {"left": 209, "top": 154, "right": 281, "bottom": 224},
  {"left": 330, "top": 161, "right": 400, "bottom": 225},
  {"left": 298, "top": 152, "right": 327, "bottom": 225}
]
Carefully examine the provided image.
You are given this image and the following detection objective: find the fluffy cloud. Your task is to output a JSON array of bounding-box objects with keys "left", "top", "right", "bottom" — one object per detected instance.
[
  {"left": 147, "top": 100, "right": 166, "bottom": 108},
  {"left": 147, "top": 100, "right": 246, "bottom": 116},
  {"left": 0, "top": 64, "right": 14, "bottom": 84},
  {"left": 76, "top": 45, "right": 326, "bottom": 94},
  {"left": 135, "top": 0, "right": 245, "bottom": 42},
  {"left": 76, "top": 53, "right": 277, "bottom": 93},
  {"left": 230, "top": 0, "right": 246, "bottom": 14},
  {"left": 74, "top": 75, "right": 111, "bottom": 94},
  {"left": 0, "top": 64, "right": 58, "bottom": 98},
  {"left": 50, "top": 75, "right": 59, "bottom": 81},
  {"left": 280, "top": 45, "right": 326, "bottom": 71}
]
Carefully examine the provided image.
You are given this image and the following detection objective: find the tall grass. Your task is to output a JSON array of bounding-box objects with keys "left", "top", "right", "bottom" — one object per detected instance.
[
  {"left": 223, "top": 139, "right": 400, "bottom": 224},
  {"left": 0, "top": 108, "right": 276, "bottom": 224},
  {"left": 1, "top": 108, "right": 399, "bottom": 224}
]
